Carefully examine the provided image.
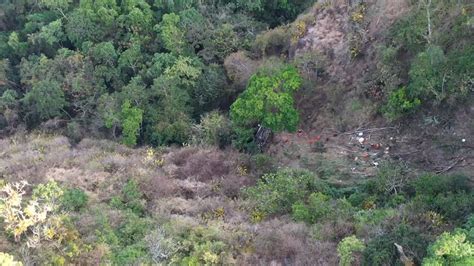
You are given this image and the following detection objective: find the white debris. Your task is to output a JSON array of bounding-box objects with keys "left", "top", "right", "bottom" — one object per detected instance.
[
  {"left": 462, "top": 139, "right": 466, "bottom": 143},
  {"left": 358, "top": 137, "right": 365, "bottom": 144},
  {"left": 373, "top": 162, "right": 379, "bottom": 166},
  {"left": 358, "top": 132, "right": 364, "bottom": 136}
]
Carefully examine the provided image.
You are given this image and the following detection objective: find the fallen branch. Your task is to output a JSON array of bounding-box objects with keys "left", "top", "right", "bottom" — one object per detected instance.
[
  {"left": 394, "top": 243, "right": 414, "bottom": 266},
  {"left": 436, "top": 157, "right": 465, "bottom": 174}
]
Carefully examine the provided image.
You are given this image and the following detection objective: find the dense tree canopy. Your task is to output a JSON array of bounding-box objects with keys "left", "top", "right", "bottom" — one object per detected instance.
[{"left": 0, "top": 0, "right": 311, "bottom": 146}]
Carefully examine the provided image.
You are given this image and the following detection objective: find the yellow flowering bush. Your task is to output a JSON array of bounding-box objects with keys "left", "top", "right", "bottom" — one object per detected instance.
[
  {"left": 0, "top": 181, "right": 67, "bottom": 247},
  {"left": 0, "top": 252, "right": 23, "bottom": 265},
  {"left": 143, "top": 148, "right": 164, "bottom": 167}
]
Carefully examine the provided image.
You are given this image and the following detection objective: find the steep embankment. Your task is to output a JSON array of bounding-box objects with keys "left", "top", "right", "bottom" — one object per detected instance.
[{"left": 264, "top": 0, "right": 473, "bottom": 178}]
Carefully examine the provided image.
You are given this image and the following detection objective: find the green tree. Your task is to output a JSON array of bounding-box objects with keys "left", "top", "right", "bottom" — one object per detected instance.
[
  {"left": 158, "top": 13, "right": 186, "bottom": 54},
  {"left": 145, "top": 77, "right": 193, "bottom": 146},
  {"left": 22, "top": 79, "right": 66, "bottom": 121},
  {"left": 65, "top": 8, "right": 104, "bottom": 47},
  {"left": 8, "top": 32, "right": 28, "bottom": 57},
  {"left": 79, "top": 0, "right": 119, "bottom": 26},
  {"left": 121, "top": 100, "right": 143, "bottom": 146},
  {"left": 89, "top": 41, "right": 117, "bottom": 66},
  {"left": 39, "top": 0, "right": 72, "bottom": 10},
  {"left": 164, "top": 55, "right": 202, "bottom": 87},
  {"left": 118, "top": 43, "right": 144, "bottom": 76},
  {"left": 408, "top": 45, "right": 446, "bottom": 102},
  {"left": 29, "top": 19, "right": 65, "bottom": 47},
  {"left": 118, "top": 0, "right": 153, "bottom": 33},
  {"left": 230, "top": 66, "right": 302, "bottom": 133},
  {"left": 0, "top": 90, "right": 18, "bottom": 111}
]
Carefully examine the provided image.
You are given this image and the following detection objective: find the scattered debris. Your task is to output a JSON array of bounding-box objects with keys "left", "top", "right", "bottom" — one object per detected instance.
[{"left": 436, "top": 157, "right": 465, "bottom": 174}]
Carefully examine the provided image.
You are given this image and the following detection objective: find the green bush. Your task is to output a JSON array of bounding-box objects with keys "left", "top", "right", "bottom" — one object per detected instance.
[
  {"left": 244, "top": 169, "right": 327, "bottom": 216},
  {"left": 192, "top": 111, "right": 231, "bottom": 148},
  {"left": 337, "top": 236, "right": 365, "bottom": 266},
  {"left": 96, "top": 210, "right": 152, "bottom": 265},
  {"left": 422, "top": 230, "right": 474, "bottom": 266},
  {"left": 254, "top": 26, "right": 291, "bottom": 56},
  {"left": 363, "top": 224, "right": 430, "bottom": 265},
  {"left": 61, "top": 188, "right": 88, "bottom": 211},
  {"left": 110, "top": 179, "right": 146, "bottom": 216},
  {"left": 363, "top": 162, "right": 410, "bottom": 206},
  {"left": 412, "top": 174, "right": 473, "bottom": 221},
  {"left": 408, "top": 46, "right": 447, "bottom": 102},
  {"left": 0, "top": 252, "right": 22, "bottom": 266},
  {"left": 348, "top": 191, "right": 369, "bottom": 208},
  {"left": 162, "top": 220, "right": 231, "bottom": 265},
  {"left": 292, "top": 192, "right": 332, "bottom": 223},
  {"left": 390, "top": 9, "right": 427, "bottom": 53},
  {"left": 251, "top": 153, "right": 276, "bottom": 177},
  {"left": 354, "top": 208, "right": 397, "bottom": 234},
  {"left": 382, "top": 86, "right": 421, "bottom": 121}
]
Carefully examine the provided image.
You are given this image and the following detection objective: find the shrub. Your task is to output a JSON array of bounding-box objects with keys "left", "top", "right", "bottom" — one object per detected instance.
[
  {"left": 291, "top": 192, "right": 332, "bottom": 223},
  {"left": 390, "top": 8, "right": 427, "bottom": 53},
  {"left": 0, "top": 252, "right": 22, "bottom": 265},
  {"left": 408, "top": 46, "right": 447, "bottom": 102},
  {"left": 66, "top": 121, "right": 83, "bottom": 143},
  {"left": 382, "top": 86, "right": 421, "bottom": 121},
  {"left": 412, "top": 174, "right": 473, "bottom": 221},
  {"left": 422, "top": 230, "right": 474, "bottom": 265},
  {"left": 162, "top": 220, "right": 232, "bottom": 265},
  {"left": 244, "top": 169, "right": 327, "bottom": 216},
  {"left": 145, "top": 227, "right": 179, "bottom": 263},
  {"left": 223, "top": 51, "right": 258, "bottom": 89},
  {"left": 0, "top": 89, "right": 18, "bottom": 111},
  {"left": 192, "top": 111, "right": 231, "bottom": 148},
  {"left": 96, "top": 211, "right": 152, "bottom": 265},
  {"left": 348, "top": 191, "right": 369, "bottom": 208},
  {"left": 250, "top": 154, "right": 276, "bottom": 177},
  {"left": 0, "top": 180, "right": 81, "bottom": 255},
  {"left": 363, "top": 224, "right": 430, "bottom": 265},
  {"left": 337, "top": 236, "right": 365, "bottom": 266},
  {"left": 364, "top": 162, "right": 411, "bottom": 206},
  {"left": 354, "top": 208, "right": 397, "bottom": 235},
  {"left": 110, "top": 179, "right": 146, "bottom": 216},
  {"left": 61, "top": 188, "right": 88, "bottom": 211},
  {"left": 254, "top": 26, "right": 291, "bottom": 56}
]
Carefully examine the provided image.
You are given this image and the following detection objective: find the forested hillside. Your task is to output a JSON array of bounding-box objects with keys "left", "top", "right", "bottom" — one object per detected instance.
[{"left": 0, "top": 0, "right": 473, "bottom": 265}]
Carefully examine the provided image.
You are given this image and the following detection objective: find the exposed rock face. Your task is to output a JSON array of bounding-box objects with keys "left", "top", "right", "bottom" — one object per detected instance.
[
  {"left": 295, "top": 5, "right": 349, "bottom": 61},
  {"left": 292, "top": 0, "right": 410, "bottom": 85}
]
